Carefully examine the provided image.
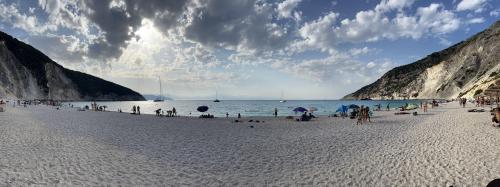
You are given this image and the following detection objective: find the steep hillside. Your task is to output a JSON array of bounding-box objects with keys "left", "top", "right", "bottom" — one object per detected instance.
[
  {"left": 0, "top": 31, "right": 145, "bottom": 101},
  {"left": 344, "top": 21, "right": 500, "bottom": 100}
]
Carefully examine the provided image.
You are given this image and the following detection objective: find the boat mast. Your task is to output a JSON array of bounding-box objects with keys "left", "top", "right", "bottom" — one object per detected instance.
[{"left": 159, "top": 77, "right": 162, "bottom": 100}]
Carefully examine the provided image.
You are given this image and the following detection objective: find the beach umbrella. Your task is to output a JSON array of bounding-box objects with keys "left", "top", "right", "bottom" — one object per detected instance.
[
  {"left": 197, "top": 106, "right": 209, "bottom": 112},
  {"left": 348, "top": 104, "right": 360, "bottom": 109},
  {"left": 308, "top": 107, "right": 318, "bottom": 112},
  {"left": 293, "top": 107, "right": 308, "bottom": 113},
  {"left": 335, "top": 105, "right": 348, "bottom": 113}
]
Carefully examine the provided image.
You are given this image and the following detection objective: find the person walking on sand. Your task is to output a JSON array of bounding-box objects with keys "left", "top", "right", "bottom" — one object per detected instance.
[
  {"left": 423, "top": 102, "right": 428, "bottom": 112},
  {"left": 366, "top": 106, "right": 371, "bottom": 123},
  {"left": 274, "top": 108, "right": 278, "bottom": 117},
  {"left": 172, "top": 107, "right": 177, "bottom": 116},
  {"left": 238, "top": 113, "right": 241, "bottom": 118},
  {"left": 137, "top": 105, "right": 141, "bottom": 115},
  {"left": 226, "top": 112, "right": 229, "bottom": 118},
  {"left": 132, "top": 105, "right": 136, "bottom": 114},
  {"left": 386, "top": 103, "right": 390, "bottom": 111}
]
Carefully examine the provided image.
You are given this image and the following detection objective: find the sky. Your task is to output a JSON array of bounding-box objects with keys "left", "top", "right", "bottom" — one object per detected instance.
[{"left": 0, "top": 0, "right": 498, "bottom": 100}]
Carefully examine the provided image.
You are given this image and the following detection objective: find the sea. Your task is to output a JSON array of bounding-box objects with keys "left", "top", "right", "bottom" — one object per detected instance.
[{"left": 64, "top": 100, "right": 428, "bottom": 117}]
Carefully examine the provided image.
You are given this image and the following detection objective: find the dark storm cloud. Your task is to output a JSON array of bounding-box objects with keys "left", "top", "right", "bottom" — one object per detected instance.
[
  {"left": 84, "top": 0, "right": 189, "bottom": 60},
  {"left": 184, "top": 0, "right": 290, "bottom": 52},
  {"left": 84, "top": 0, "right": 293, "bottom": 60}
]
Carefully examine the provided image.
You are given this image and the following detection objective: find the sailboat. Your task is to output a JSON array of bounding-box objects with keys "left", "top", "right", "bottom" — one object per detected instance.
[
  {"left": 213, "top": 90, "right": 220, "bottom": 102},
  {"left": 153, "top": 77, "right": 164, "bottom": 102},
  {"left": 279, "top": 90, "right": 287, "bottom": 103}
]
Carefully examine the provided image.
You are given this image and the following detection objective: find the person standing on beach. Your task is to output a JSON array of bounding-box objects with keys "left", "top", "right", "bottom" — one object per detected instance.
[
  {"left": 132, "top": 105, "right": 136, "bottom": 114},
  {"left": 386, "top": 103, "right": 390, "bottom": 111},
  {"left": 366, "top": 107, "right": 371, "bottom": 123},
  {"left": 356, "top": 106, "right": 363, "bottom": 125},
  {"left": 172, "top": 107, "right": 177, "bottom": 116},
  {"left": 423, "top": 102, "right": 428, "bottom": 112},
  {"left": 137, "top": 106, "right": 141, "bottom": 115},
  {"left": 226, "top": 112, "right": 229, "bottom": 118},
  {"left": 238, "top": 113, "right": 241, "bottom": 118},
  {"left": 274, "top": 108, "right": 278, "bottom": 117}
]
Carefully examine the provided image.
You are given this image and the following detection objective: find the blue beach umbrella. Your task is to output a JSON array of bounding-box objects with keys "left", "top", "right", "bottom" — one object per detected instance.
[
  {"left": 293, "top": 107, "right": 308, "bottom": 113},
  {"left": 335, "top": 105, "right": 348, "bottom": 113}
]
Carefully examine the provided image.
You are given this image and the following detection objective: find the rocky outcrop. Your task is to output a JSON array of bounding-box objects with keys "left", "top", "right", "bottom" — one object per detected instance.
[
  {"left": 0, "top": 31, "right": 145, "bottom": 101},
  {"left": 344, "top": 21, "right": 500, "bottom": 100}
]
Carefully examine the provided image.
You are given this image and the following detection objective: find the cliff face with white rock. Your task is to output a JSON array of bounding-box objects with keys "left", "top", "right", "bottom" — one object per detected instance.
[
  {"left": 344, "top": 21, "right": 500, "bottom": 100},
  {"left": 0, "top": 31, "right": 145, "bottom": 101}
]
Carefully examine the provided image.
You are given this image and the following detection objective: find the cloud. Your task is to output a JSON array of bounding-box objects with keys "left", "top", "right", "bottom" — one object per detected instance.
[
  {"left": 277, "top": 0, "right": 302, "bottom": 20},
  {"left": 375, "top": 0, "right": 415, "bottom": 12},
  {"left": 276, "top": 53, "right": 396, "bottom": 85},
  {"left": 466, "top": 17, "right": 485, "bottom": 24},
  {"left": 294, "top": 2, "right": 460, "bottom": 53},
  {"left": 0, "top": 3, "right": 54, "bottom": 33},
  {"left": 349, "top": 47, "right": 376, "bottom": 56},
  {"left": 38, "top": 0, "right": 93, "bottom": 38},
  {"left": 456, "top": 0, "right": 487, "bottom": 12},
  {"left": 295, "top": 12, "right": 339, "bottom": 53},
  {"left": 490, "top": 8, "right": 500, "bottom": 17},
  {"left": 25, "top": 34, "right": 86, "bottom": 65},
  {"left": 83, "top": 0, "right": 190, "bottom": 60},
  {"left": 183, "top": 0, "right": 290, "bottom": 53}
]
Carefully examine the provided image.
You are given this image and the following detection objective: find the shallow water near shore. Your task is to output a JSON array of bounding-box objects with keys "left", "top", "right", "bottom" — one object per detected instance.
[{"left": 65, "top": 100, "right": 428, "bottom": 117}]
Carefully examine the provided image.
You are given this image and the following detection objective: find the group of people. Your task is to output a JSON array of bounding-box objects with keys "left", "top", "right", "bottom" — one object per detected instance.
[
  {"left": 155, "top": 107, "right": 177, "bottom": 117},
  {"left": 200, "top": 113, "right": 214, "bottom": 118},
  {"left": 356, "top": 106, "right": 371, "bottom": 125},
  {"left": 299, "top": 112, "right": 315, "bottom": 121},
  {"left": 475, "top": 96, "right": 487, "bottom": 107},
  {"left": 132, "top": 105, "right": 141, "bottom": 115}
]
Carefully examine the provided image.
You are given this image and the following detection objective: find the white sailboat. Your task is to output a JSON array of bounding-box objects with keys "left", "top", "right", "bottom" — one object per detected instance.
[
  {"left": 279, "top": 90, "right": 287, "bottom": 103},
  {"left": 213, "top": 90, "right": 220, "bottom": 102},
  {"left": 153, "top": 77, "right": 164, "bottom": 102}
]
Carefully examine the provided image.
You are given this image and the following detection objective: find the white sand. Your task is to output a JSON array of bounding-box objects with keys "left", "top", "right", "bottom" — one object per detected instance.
[{"left": 0, "top": 103, "right": 499, "bottom": 186}]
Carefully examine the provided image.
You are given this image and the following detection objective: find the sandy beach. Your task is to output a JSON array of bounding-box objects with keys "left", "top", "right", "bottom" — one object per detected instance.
[{"left": 0, "top": 103, "right": 499, "bottom": 186}]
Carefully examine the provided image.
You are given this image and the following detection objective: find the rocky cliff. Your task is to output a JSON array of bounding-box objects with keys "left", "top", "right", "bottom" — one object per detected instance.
[
  {"left": 344, "top": 21, "right": 500, "bottom": 100},
  {"left": 0, "top": 31, "right": 145, "bottom": 101}
]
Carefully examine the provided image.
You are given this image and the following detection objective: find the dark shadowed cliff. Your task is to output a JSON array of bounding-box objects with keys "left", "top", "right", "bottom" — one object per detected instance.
[{"left": 0, "top": 31, "right": 145, "bottom": 101}]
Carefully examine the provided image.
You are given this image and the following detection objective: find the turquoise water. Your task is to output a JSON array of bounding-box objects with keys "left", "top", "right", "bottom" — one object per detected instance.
[{"left": 65, "top": 100, "right": 426, "bottom": 117}]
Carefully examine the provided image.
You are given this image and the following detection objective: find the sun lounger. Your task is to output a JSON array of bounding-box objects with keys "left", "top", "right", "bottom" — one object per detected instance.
[{"left": 468, "top": 109, "right": 485, "bottom": 112}]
